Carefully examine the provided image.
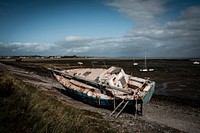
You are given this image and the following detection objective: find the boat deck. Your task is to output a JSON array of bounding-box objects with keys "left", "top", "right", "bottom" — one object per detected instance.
[{"left": 65, "top": 68, "right": 106, "bottom": 81}]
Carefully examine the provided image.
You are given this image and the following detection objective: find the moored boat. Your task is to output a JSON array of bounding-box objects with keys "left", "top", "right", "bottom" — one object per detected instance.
[{"left": 49, "top": 66, "right": 155, "bottom": 116}]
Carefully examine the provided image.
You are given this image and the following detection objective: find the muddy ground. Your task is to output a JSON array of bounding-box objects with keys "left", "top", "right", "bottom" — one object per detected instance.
[{"left": 0, "top": 58, "right": 200, "bottom": 132}]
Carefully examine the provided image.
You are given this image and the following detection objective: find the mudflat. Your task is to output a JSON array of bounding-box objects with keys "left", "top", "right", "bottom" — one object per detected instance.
[{"left": 0, "top": 58, "right": 200, "bottom": 132}]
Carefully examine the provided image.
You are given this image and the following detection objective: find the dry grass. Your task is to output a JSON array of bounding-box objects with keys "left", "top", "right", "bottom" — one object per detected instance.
[{"left": 0, "top": 70, "right": 115, "bottom": 133}]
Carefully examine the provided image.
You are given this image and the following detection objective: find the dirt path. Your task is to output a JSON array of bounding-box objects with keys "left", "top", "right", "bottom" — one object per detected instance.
[{"left": 1, "top": 62, "right": 200, "bottom": 133}]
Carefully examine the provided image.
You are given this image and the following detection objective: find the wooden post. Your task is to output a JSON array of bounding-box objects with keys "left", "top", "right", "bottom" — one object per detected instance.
[
  {"left": 140, "top": 102, "right": 143, "bottom": 116},
  {"left": 135, "top": 99, "right": 137, "bottom": 119},
  {"left": 113, "top": 90, "right": 116, "bottom": 109},
  {"left": 103, "top": 61, "right": 107, "bottom": 69},
  {"left": 98, "top": 98, "right": 100, "bottom": 106},
  {"left": 91, "top": 61, "right": 95, "bottom": 68}
]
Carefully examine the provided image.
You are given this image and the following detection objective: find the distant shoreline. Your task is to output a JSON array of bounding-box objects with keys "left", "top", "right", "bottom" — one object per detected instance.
[{"left": 1, "top": 57, "right": 200, "bottom": 61}]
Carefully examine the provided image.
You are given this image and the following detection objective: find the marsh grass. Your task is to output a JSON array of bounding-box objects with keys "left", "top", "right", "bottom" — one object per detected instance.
[{"left": 0, "top": 71, "right": 114, "bottom": 133}]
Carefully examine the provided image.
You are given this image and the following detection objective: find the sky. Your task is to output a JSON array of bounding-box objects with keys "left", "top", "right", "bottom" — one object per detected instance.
[{"left": 0, "top": 0, "right": 200, "bottom": 58}]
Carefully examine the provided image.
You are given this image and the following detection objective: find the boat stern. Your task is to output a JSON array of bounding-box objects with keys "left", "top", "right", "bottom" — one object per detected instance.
[{"left": 143, "top": 81, "right": 155, "bottom": 104}]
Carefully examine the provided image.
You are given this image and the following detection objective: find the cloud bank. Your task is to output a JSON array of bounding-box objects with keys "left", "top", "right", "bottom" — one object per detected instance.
[{"left": 105, "top": 0, "right": 200, "bottom": 57}]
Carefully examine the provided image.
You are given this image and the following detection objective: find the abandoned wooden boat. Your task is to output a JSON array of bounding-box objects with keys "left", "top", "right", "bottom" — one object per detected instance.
[{"left": 49, "top": 66, "right": 155, "bottom": 117}]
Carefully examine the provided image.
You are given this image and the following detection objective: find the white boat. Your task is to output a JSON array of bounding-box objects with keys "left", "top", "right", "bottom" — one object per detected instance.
[
  {"left": 133, "top": 57, "right": 138, "bottom": 66},
  {"left": 193, "top": 61, "right": 200, "bottom": 65},
  {"left": 149, "top": 69, "right": 154, "bottom": 72},
  {"left": 49, "top": 66, "right": 155, "bottom": 117}
]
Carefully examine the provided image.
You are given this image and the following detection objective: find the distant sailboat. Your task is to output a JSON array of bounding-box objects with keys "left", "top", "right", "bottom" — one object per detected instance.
[
  {"left": 133, "top": 57, "right": 138, "bottom": 66},
  {"left": 140, "top": 52, "right": 154, "bottom": 72},
  {"left": 140, "top": 52, "right": 148, "bottom": 71},
  {"left": 77, "top": 62, "right": 83, "bottom": 68}
]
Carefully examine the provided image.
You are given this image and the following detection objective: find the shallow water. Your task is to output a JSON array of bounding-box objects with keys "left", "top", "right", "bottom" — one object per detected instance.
[
  {"left": 155, "top": 80, "right": 200, "bottom": 100},
  {"left": 143, "top": 60, "right": 200, "bottom": 101}
]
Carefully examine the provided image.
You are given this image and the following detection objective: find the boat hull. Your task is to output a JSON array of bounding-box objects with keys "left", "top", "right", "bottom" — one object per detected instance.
[{"left": 60, "top": 84, "right": 147, "bottom": 107}]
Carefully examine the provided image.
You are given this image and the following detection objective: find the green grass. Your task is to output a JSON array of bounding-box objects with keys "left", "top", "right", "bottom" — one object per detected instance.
[{"left": 0, "top": 70, "right": 115, "bottom": 133}]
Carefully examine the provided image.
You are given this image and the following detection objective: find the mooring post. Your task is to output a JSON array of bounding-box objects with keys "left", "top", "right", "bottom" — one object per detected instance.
[
  {"left": 135, "top": 99, "right": 137, "bottom": 119},
  {"left": 114, "top": 97, "right": 116, "bottom": 109},
  {"left": 98, "top": 98, "right": 100, "bottom": 106},
  {"left": 140, "top": 102, "right": 143, "bottom": 116},
  {"left": 113, "top": 91, "right": 116, "bottom": 109}
]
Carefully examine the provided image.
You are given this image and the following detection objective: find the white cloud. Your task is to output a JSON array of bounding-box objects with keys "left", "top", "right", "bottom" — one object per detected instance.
[
  {"left": 66, "top": 46, "right": 91, "bottom": 53},
  {"left": 64, "top": 36, "right": 90, "bottom": 42},
  {"left": 57, "top": 36, "right": 124, "bottom": 55},
  {"left": 34, "top": 43, "right": 55, "bottom": 51},
  {"left": 0, "top": 42, "right": 56, "bottom": 55},
  {"left": 105, "top": 0, "right": 167, "bottom": 26}
]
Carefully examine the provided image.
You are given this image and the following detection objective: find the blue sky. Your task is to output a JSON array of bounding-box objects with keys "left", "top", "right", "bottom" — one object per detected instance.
[
  {"left": 0, "top": 0, "right": 132, "bottom": 42},
  {"left": 0, "top": 0, "right": 200, "bottom": 57}
]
